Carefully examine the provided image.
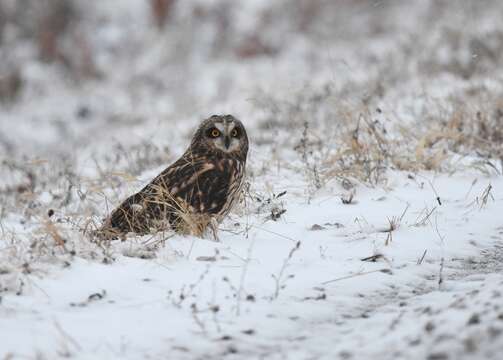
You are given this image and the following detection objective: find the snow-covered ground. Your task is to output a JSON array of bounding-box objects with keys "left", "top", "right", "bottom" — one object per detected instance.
[
  {"left": 3, "top": 172, "right": 503, "bottom": 359},
  {"left": 1, "top": 1, "right": 503, "bottom": 359}
]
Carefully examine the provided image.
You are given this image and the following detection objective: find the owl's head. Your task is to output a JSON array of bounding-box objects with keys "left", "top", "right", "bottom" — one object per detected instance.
[{"left": 193, "top": 114, "right": 249, "bottom": 159}]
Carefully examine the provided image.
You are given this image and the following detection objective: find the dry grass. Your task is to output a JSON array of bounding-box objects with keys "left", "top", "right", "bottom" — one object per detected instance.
[
  {"left": 255, "top": 84, "right": 503, "bottom": 190},
  {"left": 415, "top": 93, "right": 503, "bottom": 174},
  {"left": 322, "top": 107, "right": 394, "bottom": 186},
  {"left": 42, "top": 217, "right": 67, "bottom": 249}
]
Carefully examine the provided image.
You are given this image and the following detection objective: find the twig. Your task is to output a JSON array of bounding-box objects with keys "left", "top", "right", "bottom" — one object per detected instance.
[
  {"left": 438, "top": 257, "right": 444, "bottom": 289},
  {"left": 190, "top": 304, "right": 207, "bottom": 334},
  {"left": 171, "top": 266, "right": 210, "bottom": 307},
  {"left": 417, "top": 250, "right": 427, "bottom": 265},
  {"left": 411, "top": 206, "right": 437, "bottom": 227},
  {"left": 417, "top": 175, "right": 442, "bottom": 205},
  {"left": 271, "top": 241, "right": 301, "bottom": 299},
  {"left": 478, "top": 183, "right": 494, "bottom": 210},
  {"left": 398, "top": 203, "right": 410, "bottom": 223},
  {"left": 251, "top": 224, "right": 298, "bottom": 244},
  {"left": 464, "top": 178, "right": 478, "bottom": 200},
  {"left": 323, "top": 268, "right": 392, "bottom": 285},
  {"left": 431, "top": 214, "right": 445, "bottom": 245},
  {"left": 361, "top": 254, "right": 384, "bottom": 262},
  {"left": 186, "top": 237, "right": 196, "bottom": 259}
]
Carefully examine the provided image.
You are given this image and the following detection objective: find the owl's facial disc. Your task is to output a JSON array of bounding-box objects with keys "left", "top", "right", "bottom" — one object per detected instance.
[{"left": 209, "top": 119, "right": 241, "bottom": 153}]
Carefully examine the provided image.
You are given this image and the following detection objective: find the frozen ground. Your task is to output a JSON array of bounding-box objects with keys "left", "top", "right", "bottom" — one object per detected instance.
[
  {"left": 1, "top": 1, "right": 503, "bottom": 359},
  {"left": 2, "top": 171, "right": 503, "bottom": 359}
]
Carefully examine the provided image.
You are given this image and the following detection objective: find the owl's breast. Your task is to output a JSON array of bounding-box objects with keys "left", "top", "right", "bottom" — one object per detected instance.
[
  {"left": 178, "top": 157, "right": 245, "bottom": 218},
  {"left": 220, "top": 158, "right": 246, "bottom": 216}
]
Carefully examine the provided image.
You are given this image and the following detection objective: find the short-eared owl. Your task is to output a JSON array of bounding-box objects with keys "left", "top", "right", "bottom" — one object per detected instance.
[{"left": 101, "top": 115, "right": 248, "bottom": 239}]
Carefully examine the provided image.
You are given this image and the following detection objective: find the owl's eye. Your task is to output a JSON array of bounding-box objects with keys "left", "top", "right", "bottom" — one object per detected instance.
[
  {"left": 209, "top": 128, "right": 220, "bottom": 138},
  {"left": 231, "top": 129, "right": 239, "bottom": 137}
]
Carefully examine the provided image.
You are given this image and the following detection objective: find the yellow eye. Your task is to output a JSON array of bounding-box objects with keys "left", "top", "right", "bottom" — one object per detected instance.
[
  {"left": 210, "top": 129, "right": 220, "bottom": 137},
  {"left": 231, "top": 129, "right": 238, "bottom": 137}
]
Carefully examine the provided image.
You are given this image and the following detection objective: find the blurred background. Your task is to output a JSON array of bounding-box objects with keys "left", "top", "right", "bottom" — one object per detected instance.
[
  {"left": 2, "top": 3, "right": 503, "bottom": 358},
  {"left": 0, "top": 0, "right": 502, "bottom": 167}
]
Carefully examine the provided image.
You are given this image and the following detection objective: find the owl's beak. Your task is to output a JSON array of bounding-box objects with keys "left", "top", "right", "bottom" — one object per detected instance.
[{"left": 224, "top": 136, "right": 231, "bottom": 149}]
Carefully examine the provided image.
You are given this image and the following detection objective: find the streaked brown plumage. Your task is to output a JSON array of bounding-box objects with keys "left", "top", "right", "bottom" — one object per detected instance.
[{"left": 100, "top": 115, "right": 248, "bottom": 239}]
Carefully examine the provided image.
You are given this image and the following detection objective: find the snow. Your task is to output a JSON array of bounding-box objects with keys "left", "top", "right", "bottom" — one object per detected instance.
[
  {"left": 2, "top": 171, "right": 503, "bottom": 359},
  {"left": 2, "top": 1, "right": 503, "bottom": 359}
]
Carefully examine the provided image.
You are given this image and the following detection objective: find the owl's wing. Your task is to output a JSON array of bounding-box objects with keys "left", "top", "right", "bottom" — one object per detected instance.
[
  {"left": 149, "top": 154, "right": 235, "bottom": 215},
  {"left": 173, "top": 159, "right": 234, "bottom": 215},
  {"left": 102, "top": 153, "right": 216, "bottom": 237}
]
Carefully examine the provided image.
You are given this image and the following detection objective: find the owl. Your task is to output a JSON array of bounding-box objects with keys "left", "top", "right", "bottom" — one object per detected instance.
[{"left": 99, "top": 115, "right": 249, "bottom": 239}]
